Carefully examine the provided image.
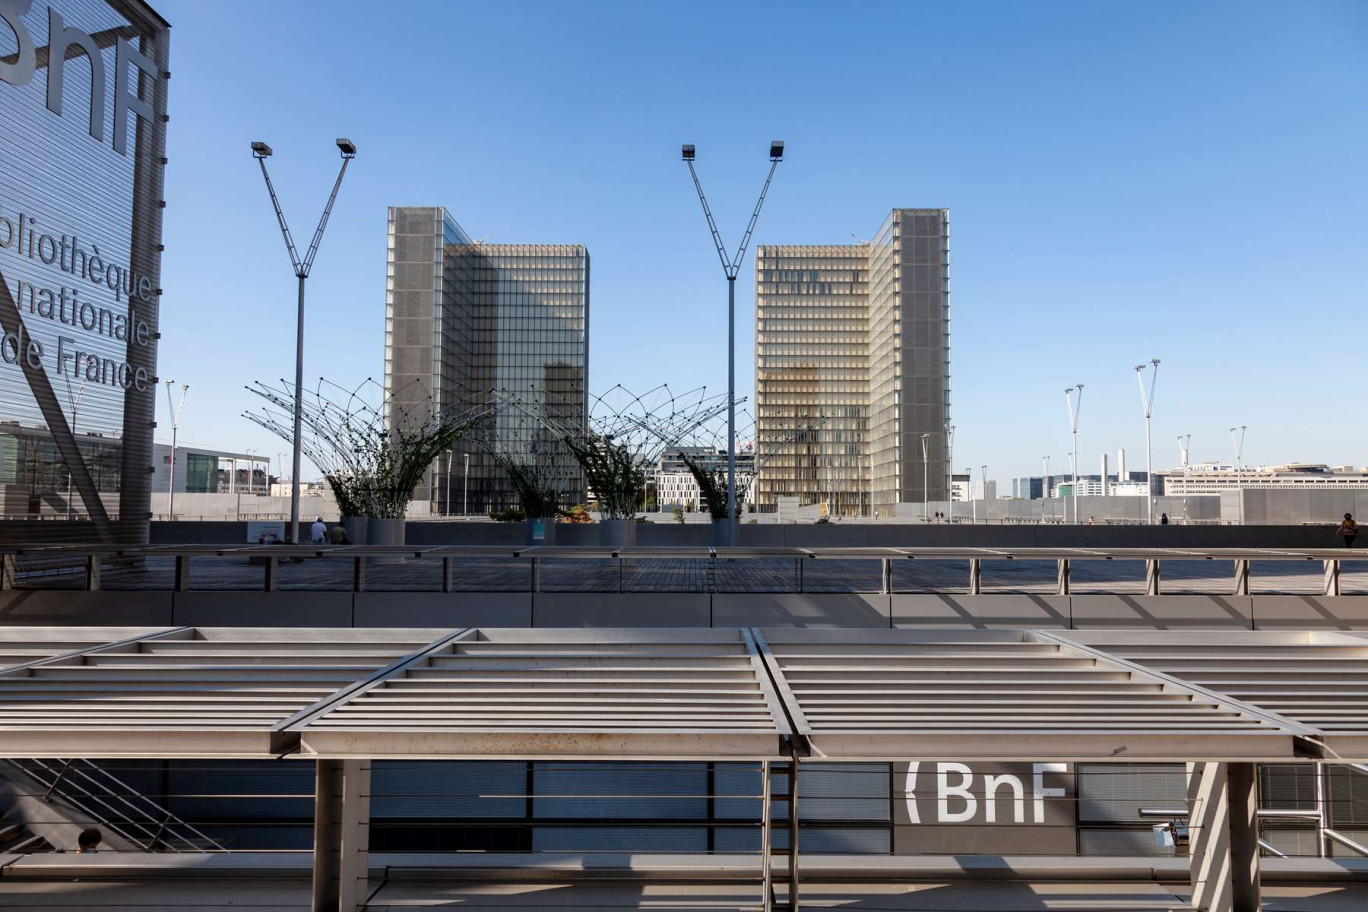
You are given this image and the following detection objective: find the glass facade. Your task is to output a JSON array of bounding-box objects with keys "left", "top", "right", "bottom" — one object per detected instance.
[
  {"left": 754, "top": 210, "right": 950, "bottom": 515},
  {"left": 384, "top": 207, "right": 588, "bottom": 513},
  {"left": 0, "top": 0, "right": 170, "bottom": 541}
]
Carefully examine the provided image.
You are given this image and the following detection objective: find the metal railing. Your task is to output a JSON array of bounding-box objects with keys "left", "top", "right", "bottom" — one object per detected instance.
[
  {"left": 2, "top": 544, "right": 1361, "bottom": 596},
  {"left": 0, "top": 758, "right": 226, "bottom": 852}
]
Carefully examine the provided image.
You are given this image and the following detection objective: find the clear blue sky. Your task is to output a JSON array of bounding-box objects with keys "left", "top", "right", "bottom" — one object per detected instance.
[{"left": 154, "top": 0, "right": 1368, "bottom": 485}]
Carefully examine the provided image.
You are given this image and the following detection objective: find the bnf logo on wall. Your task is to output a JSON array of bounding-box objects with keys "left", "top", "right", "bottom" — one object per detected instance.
[{"left": 0, "top": 0, "right": 159, "bottom": 156}]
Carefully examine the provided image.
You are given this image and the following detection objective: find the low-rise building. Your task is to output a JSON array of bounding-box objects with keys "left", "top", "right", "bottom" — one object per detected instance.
[{"left": 1160, "top": 463, "right": 1368, "bottom": 496}]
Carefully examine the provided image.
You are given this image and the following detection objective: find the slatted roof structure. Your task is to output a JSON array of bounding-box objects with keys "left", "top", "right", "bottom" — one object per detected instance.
[
  {"left": 0, "top": 627, "right": 172, "bottom": 671},
  {"left": 753, "top": 628, "right": 1313, "bottom": 762},
  {"left": 0, "top": 626, "right": 1361, "bottom": 763},
  {"left": 0, "top": 627, "right": 442, "bottom": 757},
  {"left": 1066, "top": 629, "right": 1368, "bottom": 762},
  {"left": 282, "top": 628, "right": 792, "bottom": 760}
]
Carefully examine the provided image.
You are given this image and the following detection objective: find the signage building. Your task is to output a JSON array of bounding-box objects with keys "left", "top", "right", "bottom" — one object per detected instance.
[{"left": 0, "top": 0, "right": 171, "bottom": 542}]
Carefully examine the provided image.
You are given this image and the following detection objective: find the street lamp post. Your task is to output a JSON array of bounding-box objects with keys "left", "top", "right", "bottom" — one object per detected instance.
[
  {"left": 1134, "top": 359, "right": 1160, "bottom": 523},
  {"left": 63, "top": 378, "right": 85, "bottom": 520},
  {"left": 945, "top": 424, "right": 955, "bottom": 522},
  {"left": 463, "top": 452, "right": 470, "bottom": 517},
  {"left": 251, "top": 138, "right": 356, "bottom": 542},
  {"left": 1042, "top": 455, "right": 1051, "bottom": 523},
  {"left": 445, "top": 451, "right": 453, "bottom": 517},
  {"left": 967, "top": 467, "right": 976, "bottom": 524},
  {"left": 163, "top": 381, "right": 187, "bottom": 521},
  {"left": 681, "top": 141, "right": 784, "bottom": 545},
  {"left": 1230, "top": 425, "right": 1247, "bottom": 525},
  {"left": 980, "top": 464, "right": 988, "bottom": 523},
  {"left": 1065, "top": 384, "right": 1084, "bottom": 523},
  {"left": 920, "top": 433, "right": 930, "bottom": 522}
]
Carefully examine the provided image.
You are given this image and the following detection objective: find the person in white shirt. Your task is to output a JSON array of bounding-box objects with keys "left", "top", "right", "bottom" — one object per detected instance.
[{"left": 310, "top": 516, "right": 327, "bottom": 543}]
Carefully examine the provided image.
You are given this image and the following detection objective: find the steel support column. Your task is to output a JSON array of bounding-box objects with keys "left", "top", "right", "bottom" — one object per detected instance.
[
  {"left": 1146, "top": 559, "right": 1162, "bottom": 596},
  {"left": 760, "top": 759, "right": 773, "bottom": 912},
  {"left": 1057, "top": 558, "right": 1070, "bottom": 595},
  {"left": 312, "top": 758, "right": 371, "bottom": 912},
  {"left": 1188, "top": 761, "right": 1260, "bottom": 912},
  {"left": 968, "top": 558, "right": 982, "bottom": 595}
]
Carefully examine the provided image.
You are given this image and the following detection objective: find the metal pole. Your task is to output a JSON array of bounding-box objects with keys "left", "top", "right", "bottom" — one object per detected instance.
[
  {"left": 1136, "top": 360, "right": 1159, "bottom": 524},
  {"left": 727, "top": 275, "right": 737, "bottom": 544},
  {"left": 463, "top": 453, "right": 470, "bottom": 516},
  {"left": 445, "top": 451, "right": 452, "bottom": 517},
  {"left": 921, "top": 434, "right": 929, "bottom": 522},
  {"left": 290, "top": 273, "right": 306, "bottom": 541}
]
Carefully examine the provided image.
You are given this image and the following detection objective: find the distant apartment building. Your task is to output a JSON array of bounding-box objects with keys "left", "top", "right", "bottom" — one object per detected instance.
[
  {"left": 754, "top": 209, "right": 950, "bottom": 516},
  {"left": 654, "top": 447, "right": 757, "bottom": 512},
  {"left": 1160, "top": 463, "right": 1368, "bottom": 497},
  {"left": 1011, "top": 472, "right": 1149, "bottom": 499},
  {"left": 384, "top": 207, "right": 589, "bottom": 514}
]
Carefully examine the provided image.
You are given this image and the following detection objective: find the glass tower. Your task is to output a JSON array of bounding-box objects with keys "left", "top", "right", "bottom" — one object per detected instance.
[
  {"left": 754, "top": 209, "right": 950, "bottom": 515},
  {"left": 385, "top": 207, "right": 589, "bottom": 514}
]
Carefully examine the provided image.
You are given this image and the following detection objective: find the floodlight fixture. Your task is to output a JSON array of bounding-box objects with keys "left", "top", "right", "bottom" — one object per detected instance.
[
  {"left": 251, "top": 141, "right": 273, "bottom": 158},
  {"left": 681, "top": 144, "right": 695, "bottom": 161},
  {"left": 336, "top": 137, "right": 356, "bottom": 157},
  {"left": 769, "top": 140, "right": 785, "bottom": 161}
]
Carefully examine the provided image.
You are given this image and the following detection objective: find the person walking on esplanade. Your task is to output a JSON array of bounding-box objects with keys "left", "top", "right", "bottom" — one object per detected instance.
[{"left": 1337, "top": 513, "right": 1358, "bottom": 549}]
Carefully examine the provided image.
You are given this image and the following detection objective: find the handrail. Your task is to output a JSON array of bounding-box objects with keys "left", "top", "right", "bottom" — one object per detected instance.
[{"left": 2, "top": 543, "right": 1359, "bottom": 596}]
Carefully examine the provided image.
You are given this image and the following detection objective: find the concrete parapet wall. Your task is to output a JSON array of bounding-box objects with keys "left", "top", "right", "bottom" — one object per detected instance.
[
  {"left": 8, "top": 591, "right": 1368, "bottom": 631},
  {"left": 144, "top": 520, "right": 1351, "bottom": 548}
]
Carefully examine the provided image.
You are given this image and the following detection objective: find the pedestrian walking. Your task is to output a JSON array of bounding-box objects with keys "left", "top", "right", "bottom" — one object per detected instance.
[
  {"left": 328, "top": 522, "right": 351, "bottom": 545},
  {"left": 1337, "top": 513, "right": 1358, "bottom": 549},
  {"left": 1160, "top": 513, "right": 1169, "bottom": 526},
  {"left": 310, "top": 516, "right": 327, "bottom": 544}
]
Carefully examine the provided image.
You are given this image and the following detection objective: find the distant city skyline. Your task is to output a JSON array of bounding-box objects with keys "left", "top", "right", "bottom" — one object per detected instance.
[{"left": 151, "top": 0, "right": 1368, "bottom": 487}]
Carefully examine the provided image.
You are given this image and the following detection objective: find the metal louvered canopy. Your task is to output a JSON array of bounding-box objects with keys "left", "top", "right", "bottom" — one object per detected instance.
[
  {"left": 1066, "top": 629, "right": 1368, "bottom": 762},
  {"left": 0, "top": 627, "right": 444, "bottom": 757},
  {"left": 753, "top": 628, "right": 1312, "bottom": 762},
  {"left": 0, "top": 626, "right": 1358, "bottom": 763},
  {"left": 280, "top": 628, "right": 793, "bottom": 760}
]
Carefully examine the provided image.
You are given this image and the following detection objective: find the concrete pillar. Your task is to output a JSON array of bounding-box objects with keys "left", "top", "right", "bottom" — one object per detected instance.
[
  {"left": 1146, "top": 559, "right": 1162, "bottom": 596},
  {"left": 1187, "top": 761, "right": 1260, "bottom": 912},
  {"left": 1232, "top": 561, "right": 1249, "bottom": 597},
  {"left": 84, "top": 554, "right": 101, "bottom": 591},
  {"left": 1324, "top": 560, "right": 1341, "bottom": 597},
  {"left": 312, "top": 759, "right": 371, "bottom": 912}
]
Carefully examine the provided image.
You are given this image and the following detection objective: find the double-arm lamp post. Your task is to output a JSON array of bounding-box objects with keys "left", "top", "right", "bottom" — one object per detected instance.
[
  {"left": 251, "top": 139, "right": 356, "bottom": 542},
  {"left": 681, "top": 141, "right": 784, "bottom": 545}
]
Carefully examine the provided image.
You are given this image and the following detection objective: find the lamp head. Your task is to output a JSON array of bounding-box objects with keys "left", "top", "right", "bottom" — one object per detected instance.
[
  {"left": 681, "top": 144, "right": 695, "bottom": 161},
  {"left": 769, "top": 140, "right": 785, "bottom": 161},
  {"left": 336, "top": 137, "right": 356, "bottom": 157},
  {"left": 1135, "top": 364, "right": 1145, "bottom": 372},
  {"left": 250, "top": 141, "right": 272, "bottom": 158}
]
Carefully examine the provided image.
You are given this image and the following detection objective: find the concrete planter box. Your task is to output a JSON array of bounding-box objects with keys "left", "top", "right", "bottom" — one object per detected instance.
[
  {"left": 368, "top": 517, "right": 406, "bottom": 563},
  {"left": 525, "top": 517, "right": 557, "bottom": 546},
  {"left": 599, "top": 520, "right": 638, "bottom": 548},
  {"left": 344, "top": 516, "right": 368, "bottom": 546},
  {"left": 711, "top": 519, "right": 731, "bottom": 547}
]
